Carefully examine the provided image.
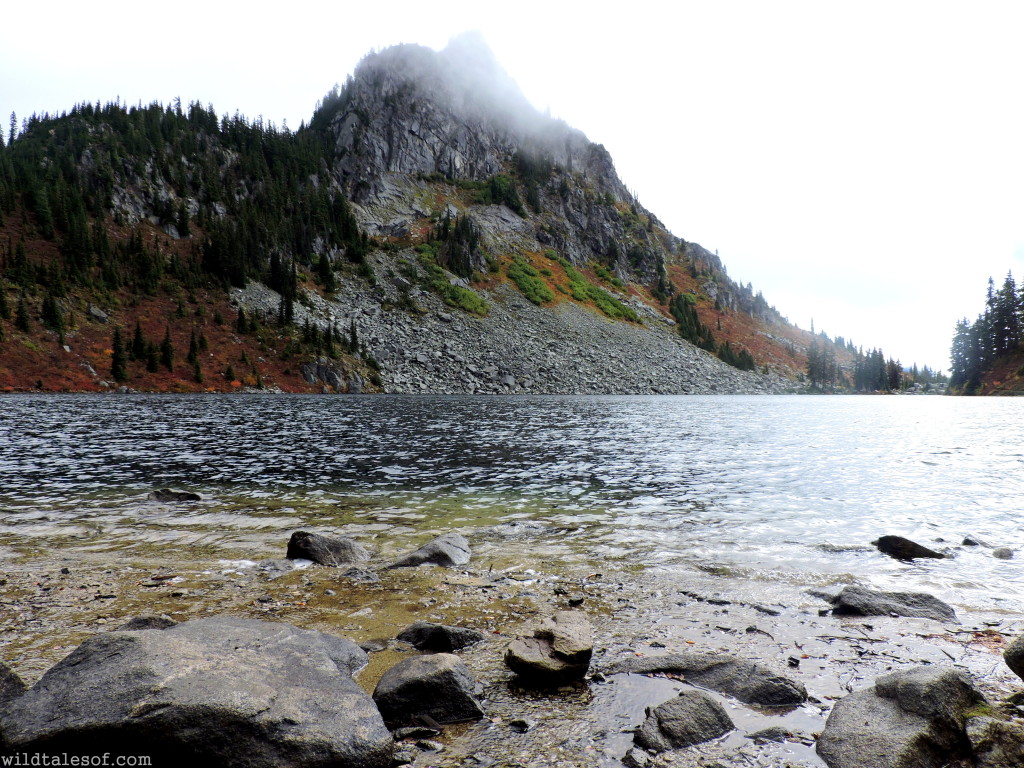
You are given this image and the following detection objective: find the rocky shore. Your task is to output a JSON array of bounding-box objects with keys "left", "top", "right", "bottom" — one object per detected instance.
[{"left": 1, "top": 520, "right": 1022, "bottom": 767}]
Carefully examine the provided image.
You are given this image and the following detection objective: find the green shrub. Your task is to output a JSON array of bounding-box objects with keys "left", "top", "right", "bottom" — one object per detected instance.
[{"left": 508, "top": 257, "right": 554, "bottom": 305}]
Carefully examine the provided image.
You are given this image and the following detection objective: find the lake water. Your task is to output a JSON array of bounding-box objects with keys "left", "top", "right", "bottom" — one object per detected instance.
[{"left": 1, "top": 393, "right": 1021, "bottom": 617}]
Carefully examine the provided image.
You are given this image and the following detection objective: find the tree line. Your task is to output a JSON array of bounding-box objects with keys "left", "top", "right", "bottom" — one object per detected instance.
[{"left": 949, "top": 272, "right": 1021, "bottom": 393}]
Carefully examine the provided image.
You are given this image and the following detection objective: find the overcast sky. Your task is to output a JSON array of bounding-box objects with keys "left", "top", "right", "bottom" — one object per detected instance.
[{"left": 5, "top": 1, "right": 1024, "bottom": 371}]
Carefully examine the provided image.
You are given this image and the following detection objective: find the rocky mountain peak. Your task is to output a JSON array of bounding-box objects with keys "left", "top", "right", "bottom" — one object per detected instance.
[{"left": 325, "top": 35, "right": 626, "bottom": 205}]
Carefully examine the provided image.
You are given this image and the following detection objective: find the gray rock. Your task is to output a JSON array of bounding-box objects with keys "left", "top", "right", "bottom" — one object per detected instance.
[
  {"left": 634, "top": 689, "right": 734, "bottom": 752},
  {"left": 966, "top": 715, "right": 1024, "bottom": 768},
  {"left": 746, "top": 726, "right": 790, "bottom": 743},
  {"left": 0, "top": 616, "right": 392, "bottom": 767},
  {"left": 286, "top": 530, "right": 372, "bottom": 566},
  {"left": 1003, "top": 633, "right": 1024, "bottom": 681},
  {"left": 388, "top": 532, "right": 471, "bottom": 568},
  {"left": 816, "top": 665, "right": 983, "bottom": 768},
  {"left": 873, "top": 535, "right": 946, "bottom": 560},
  {"left": 86, "top": 303, "right": 109, "bottom": 323},
  {"left": 504, "top": 611, "right": 593, "bottom": 683},
  {"left": 828, "top": 585, "right": 956, "bottom": 622},
  {"left": 992, "top": 547, "right": 1013, "bottom": 559},
  {"left": 0, "top": 661, "right": 26, "bottom": 706},
  {"left": 342, "top": 567, "right": 381, "bottom": 583},
  {"left": 605, "top": 652, "right": 807, "bottom": 707},
  {"left": 373, "top": 653, "right": 484, "bottom": 727},
  {"left": 149, "top": 488, "right": 201, "bottom": 502},
  {"left": 962, "top": 534, "right": 989, "bottom": 547},
  {"left": 396, "top": 621, "right": 485, "bottom": 652},
  {"left": 116, "top": 615, "right": 177, "bottom": 631}
]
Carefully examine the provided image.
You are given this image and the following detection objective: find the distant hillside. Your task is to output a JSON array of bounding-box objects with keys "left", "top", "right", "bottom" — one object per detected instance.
[{"left": 0, "top": 35, "right": 887, "bottom": 394}]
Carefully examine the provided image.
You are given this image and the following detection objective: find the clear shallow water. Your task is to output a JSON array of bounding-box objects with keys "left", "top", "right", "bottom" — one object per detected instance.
[{"left": 0, "top": 393, "right": 1021, "bottom": 614}]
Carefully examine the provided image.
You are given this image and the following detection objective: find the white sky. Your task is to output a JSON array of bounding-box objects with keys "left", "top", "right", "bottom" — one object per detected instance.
[{"left": 5, "top": 1, "right": 1024, "bottom": 371}]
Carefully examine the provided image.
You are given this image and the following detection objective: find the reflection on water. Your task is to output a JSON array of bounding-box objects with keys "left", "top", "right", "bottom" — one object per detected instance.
[{"left": 1, "top": 394, "right": 1021, "bottom": 613}]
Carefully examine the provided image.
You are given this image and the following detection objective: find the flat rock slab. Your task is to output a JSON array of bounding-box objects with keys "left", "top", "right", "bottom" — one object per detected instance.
[
  {"left": 373, "top": 653, "right": 483, "bottom": 727},
  {"left": 388, "top": 532, "right": 471, "bottom": 568},
  {"left": 396, "top": 621, "right": 485, "bottom": 652},
  {"left": 286, "top": 530, "right": 372, "bottom": 566},
  {"left": 635, "top": 689, "right": 734, "bottom": 752},
  {"left": 0, "top": 616, "right": 392, "bottom": 768},
  {"left": 504, "top": 611, "right": 593, "bottom": 683},
  {"left": 605, "top": 651, "right": 807, "bottom": 707},
  {"left": 873, "top": 535, "right": 946, "bottom": 560},
  {"left": 817, "top": 665, "right": 983, "bottom": 768},
  {"left": 829, "top": 585, "right": 957, "bottom": 622}
]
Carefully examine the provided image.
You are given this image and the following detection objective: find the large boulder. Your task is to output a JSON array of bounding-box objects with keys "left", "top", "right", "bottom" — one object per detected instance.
[
  {"left": 634, "top": 689, "right": 734, "bottom": 752},
  {"left": 387, "top": 532, "right": 471, "bottom": 568},
  {"left": 396, "top": 622, "right": 485, "bottom": 652},
  {"left": 816, "top": 666, "right": 984, "bottom": 768},
  {"left": 828, "top": 585, "right": 956, "bottom": 622},
  {"left": 0, "top": 662, "right": 25, "bottom": 707},
  {"left": 373, "top": 653, "right": 484, "bottom": 727},
  {"left": 504, "top": 611, "right": 593, "bottom": 684},
  {"left": 286, "top": 530, "right": 372, "bottom": 566},
  {"left": 1004, "top": 633, "right": 1024, "bottom": 681},
  {"left": 967, "top": 715, "right": 1024, "bottom": 768},
  {"left": 873, "top": 535, "right": 945, "bottom": 560},
  {"left": 605, "top": 652, "right": 806, "bottom": 707},
  {"left": 0, "top": 617, "right": 393, "bottom": 768}
]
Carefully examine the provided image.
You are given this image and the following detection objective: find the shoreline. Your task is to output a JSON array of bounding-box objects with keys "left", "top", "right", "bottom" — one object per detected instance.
[{"left": 1, "top": 529, "right": 1019, "bottom": 767}]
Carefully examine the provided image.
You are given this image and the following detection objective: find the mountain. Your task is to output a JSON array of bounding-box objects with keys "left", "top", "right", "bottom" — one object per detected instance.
[{"left": 0, "top": 35, "right": 862, "bottom": 394}]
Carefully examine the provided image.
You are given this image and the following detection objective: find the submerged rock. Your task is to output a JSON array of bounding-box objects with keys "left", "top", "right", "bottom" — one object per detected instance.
[
  {"left": 0, "top": 616, "right": 392, "bottom": 767},
  {"left": 286, "top": 530, "right": 372, "bottom": 567},
  {"left": 816, "top": 665, "right": 983, "bottom": 768},
  {"left": 634, "top": 689, "right": 734, "bottom": 752},
  {"left": 396, "top": 621, "right": 485, "bottom": 652},
  {"left": 387, "top": 532, "right": 471, "bottom": 568},
  {"left": 115, "top": 615, "right": 177, "bottom": 631},
  {"left": 605, "top": 651, "right": 807, "bottom": 707},
  {"left": 149, "top": 488, "right": 201, "bottom": 502},
  {"left": 373, "top": 653, "right": 484, "bottom": 727},
  {"left": 828, "top": 585, "right": 957, "bottom": 622},
  {"left": 992, "top": 547, "right": 1013, "bottom": 559},
  {"left": 872, "top": 535, "right": 945, "bottom": 561},
  {"left": 504, "top": 611, "right": 593, "bottom": 684}
]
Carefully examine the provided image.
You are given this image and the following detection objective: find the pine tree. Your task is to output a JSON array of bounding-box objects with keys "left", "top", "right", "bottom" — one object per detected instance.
[
  {"left": 0, "top": 289, "right": 9, "bottom": 320},
  {"left": 146, "top": 342, "right": 160, "bottom": 373},
  {"left": 236, "top": 307, "right": 248, "bottom": 334},
  {"left": 111, "top": 328, "right": 128, "bottom": 382},
  {"left": 193, "top": 360, "right": 203, "bottom": 383},
  {"left": 187, "top": 329, "right": 199, "bottom": 364},
  {"left": 15, "top": 294, "right": 30, "bottom": 332},
  {"left": 131, "top": 321, "right": 146, "bottom": 361},
  {"left": 160, "top": 326, "right": 174, "bottom": 371}
]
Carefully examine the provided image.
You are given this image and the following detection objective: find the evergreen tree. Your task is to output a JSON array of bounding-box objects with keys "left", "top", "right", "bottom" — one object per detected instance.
[
  {"left": 111, "top": 328, "right": 128, "bottom": 382},
  {"left": 131, "top": 320, "right": 146, "bottom": 361},
  {"left": 145, "top": 342, "right": 160, "bottom": 373},
  {"left": 0, "top": 289, "right": 9, "bottom": 320},
  {"left": 236, "top": 307, "right": 248, "bottom": 334},
  {"left": 193, "top": 360, "right": 203, "bottom": 383},
  {"left": 160, "top": 326, "right": 174, "bottom": 371},
  {"left": 14, "top": 294, "right": 29, "bottom": 332},
  {"left": 187, "top": 328, "right": 199, "bottom": 364}
]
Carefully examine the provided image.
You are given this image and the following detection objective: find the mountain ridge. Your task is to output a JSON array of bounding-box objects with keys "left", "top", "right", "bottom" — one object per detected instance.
[{"left": 0, "top": 37, "right": 860, "bottom": 393}]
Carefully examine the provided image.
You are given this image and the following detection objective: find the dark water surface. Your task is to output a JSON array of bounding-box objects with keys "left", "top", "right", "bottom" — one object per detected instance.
[{"left": 1, "top": 393, "right": 1021, "bottom": 615}]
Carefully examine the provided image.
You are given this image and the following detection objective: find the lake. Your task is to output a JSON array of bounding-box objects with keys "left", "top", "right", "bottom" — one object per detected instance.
[{"left": 1, "top": 393, "right": 1020, "bottom": 618}]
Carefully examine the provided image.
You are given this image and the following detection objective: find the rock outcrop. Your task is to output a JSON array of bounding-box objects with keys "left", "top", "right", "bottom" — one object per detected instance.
[{"left": 0, "top": 617, "right": 393, "bottom": 768}]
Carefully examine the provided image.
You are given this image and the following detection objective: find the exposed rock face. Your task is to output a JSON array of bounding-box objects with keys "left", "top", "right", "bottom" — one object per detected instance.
[
  {"left": 966, "top": 716, "right": 1024, "bottom": 768},
  {"left": 504, "top": 611, "right": 593, "bottom": 683},
  {"left": 0, "top": 617, "right": 392, "bottom": 768},
  {"left": 116, "top": 614, "right": 177, "bottom": 631},
  {"left": 816, "top": 666, "right": 984, "bottom": 768},
  {"left": 396, "top": 622, "right": 485, "bottom": 652},
  {"left": 828, "top": 585, "right": 957, "bottom": 622},
  {"left": 634, "top": 690, "right": 734, "bottom": 752},
  {"left": 286, "top": 530, "right": 372, "bottom": 566},
  {"left": 873, "top": 535, "right": 946, "bottom": 560},
  {"left": 605, "top": 652, "right": 807, "bottom": 707},
  {"left": 300, "top": 357, "right": 365, "bottom": 393},
  {"left": 388, "top": 532, "right": 471, "bottom": 568},
  {"left": 1004, "top": 633, "right": 1024, "bottom": 681},
  {"left": 372, "top": 653, "right": 484, "bottom": 727}
]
